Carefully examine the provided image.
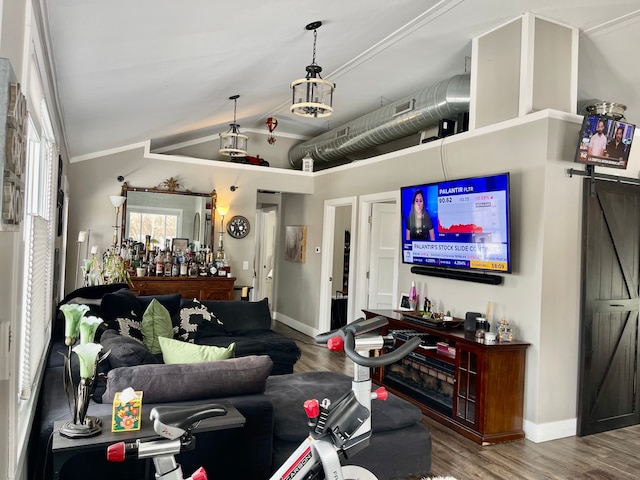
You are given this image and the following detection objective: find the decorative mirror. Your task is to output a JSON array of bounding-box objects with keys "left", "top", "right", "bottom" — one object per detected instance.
[{"left": 119, "top": 179, "right": 217, "bottom": 249}]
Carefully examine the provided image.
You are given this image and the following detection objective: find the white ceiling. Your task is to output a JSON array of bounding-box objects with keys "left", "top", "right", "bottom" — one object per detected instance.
[{"left": 41, "top": 0, "right": 640, "bottom": 162}]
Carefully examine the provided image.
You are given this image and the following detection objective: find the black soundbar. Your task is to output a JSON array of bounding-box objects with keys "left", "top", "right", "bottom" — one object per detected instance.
[{"left": 410, "top": 266, "right": 503, "bottom": 285}]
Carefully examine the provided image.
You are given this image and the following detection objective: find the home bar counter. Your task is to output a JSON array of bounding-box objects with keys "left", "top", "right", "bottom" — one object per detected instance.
[{"left": 129, "top": 276, "right": 235, "bottom": 300}]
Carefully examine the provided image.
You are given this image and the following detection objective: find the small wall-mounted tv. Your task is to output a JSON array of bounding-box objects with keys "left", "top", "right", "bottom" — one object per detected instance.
[
  {"left": 401, "top": 172, "right": 511, "bottom": 274},
  {"left": 575, "top": 115, "right": 635, "bottom": 170}
]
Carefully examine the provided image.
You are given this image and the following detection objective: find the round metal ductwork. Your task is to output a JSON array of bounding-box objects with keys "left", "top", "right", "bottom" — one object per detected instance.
[{"left": 288, "top": 74, "right": 470, "bottom": 168}]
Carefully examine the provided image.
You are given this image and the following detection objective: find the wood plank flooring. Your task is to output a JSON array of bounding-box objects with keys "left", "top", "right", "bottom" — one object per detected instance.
[{"left": 274, "top": 322, "right": 640, "bottom": 479}]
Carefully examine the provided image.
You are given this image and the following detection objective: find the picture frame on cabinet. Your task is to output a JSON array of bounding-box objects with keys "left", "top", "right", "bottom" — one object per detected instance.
[
  {"left": 398, "top": 292, "right": 412, "bottom": 311},
  {"left": 172, "top": 238, "right": 189, "bottom": 253}
]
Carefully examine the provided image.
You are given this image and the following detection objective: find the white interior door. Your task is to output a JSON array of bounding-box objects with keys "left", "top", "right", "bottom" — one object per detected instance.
[
  {"left": 368, "top": 202, "right": 397, "bottom": 309},
  {"left": 355, "top": 191, "right": 399, "bottom": 317}
]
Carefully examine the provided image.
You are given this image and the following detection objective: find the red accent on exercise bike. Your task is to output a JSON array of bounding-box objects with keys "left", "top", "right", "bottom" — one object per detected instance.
[
  {"left": 106, "top": 441, "right": 126, "bottom": 462},
  {"left": 327, "top": 336, "right": 344, "bottom": 351},
  {"left": 374, "top": 387, "right": 388, "bottom": 401},
  {"left": 304, "top": 399, "right": 320, "bottom": 418},
  {"left": 190, "top": 466, "right": 207, "bottom": 480}
]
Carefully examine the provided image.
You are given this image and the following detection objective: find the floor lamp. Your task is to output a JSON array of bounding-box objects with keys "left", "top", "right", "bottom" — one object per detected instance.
[{"left": 75, "top": 231, "right": 87, "bottom": 289}]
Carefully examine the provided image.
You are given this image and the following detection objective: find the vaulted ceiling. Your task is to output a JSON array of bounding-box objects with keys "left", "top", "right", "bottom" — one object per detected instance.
[{"left": 42, "top": 1, "right": 640, "bottom": 163}]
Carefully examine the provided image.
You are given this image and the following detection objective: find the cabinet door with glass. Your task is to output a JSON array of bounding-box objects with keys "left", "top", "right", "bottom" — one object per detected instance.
[{"left": 454, "top": 346, "right": 482, "bottom": 430}]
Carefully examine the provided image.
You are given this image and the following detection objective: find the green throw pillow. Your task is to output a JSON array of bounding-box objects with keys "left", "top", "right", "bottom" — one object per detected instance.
[
  {"left": 159, "top": 336, "right": 235, "bottom": 364},
  {"left": 142, "top": 299, "right": 174, "bottom": 354}
]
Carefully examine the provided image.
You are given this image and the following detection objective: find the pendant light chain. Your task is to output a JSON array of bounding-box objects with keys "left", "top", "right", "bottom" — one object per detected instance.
[
  {"left": 233, "top": 96, "right": 238, "bottom": 124},
  {"left": 311, "top": 28, "right": 318, "bottom": 66}
]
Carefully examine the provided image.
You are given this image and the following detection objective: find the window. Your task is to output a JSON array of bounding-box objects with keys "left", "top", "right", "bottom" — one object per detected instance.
[
  {"left": 126, "top": 207, "right": 181, "bottom": 247},
  {"left": 19, "top": 114, "right": 55, "bottom": 401}
]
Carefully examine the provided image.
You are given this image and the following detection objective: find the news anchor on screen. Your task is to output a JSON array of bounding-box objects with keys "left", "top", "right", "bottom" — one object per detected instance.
[{"left": 405, "top": 189, "right": 435, "bottom": 241}]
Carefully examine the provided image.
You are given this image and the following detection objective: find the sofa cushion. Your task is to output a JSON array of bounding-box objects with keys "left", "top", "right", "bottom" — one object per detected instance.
[
  {"left": 100, "top": 329, "right": 160, "bottom": 368},
  {"left": 137, "top": 293, "right": 182, "bottom": 318},
  {"left": 141, "top": 299, "right": 174, "bottom": 354},
  {"left": 173, "top": 299, "right": 226, "bottom": 343},
  {"left": 201, "top": 297, "right": 272, "bottom": 334},
  {"left": 159, "top": 336, "right": 235, "bottom": 364},
  {"left": 100, "top": 289, "right": 144, "bottom": 342},
  {"left": 102, "top": 355, "right": 274, "bottom": 403},
  {"left": 265, "top": 371, "right": 423, "bottom": 442},
  {"left": 197, "top": 331, "right": 300, "bottom": 362}
]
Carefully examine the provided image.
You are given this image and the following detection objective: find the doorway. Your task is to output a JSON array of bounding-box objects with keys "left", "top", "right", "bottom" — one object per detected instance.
[
  {"left": 318, "top": 197, "right": 357, "bottom": 334},
  {"left": 254, "top": 193, "right": 280, "bottom": 309}
]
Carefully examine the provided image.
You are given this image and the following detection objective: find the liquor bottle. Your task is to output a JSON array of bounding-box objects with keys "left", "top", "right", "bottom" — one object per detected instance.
[
  {"left": 171, "top": 254, "right": 179, "bottom": 277},
  {"left": 179, "top": 252, "right": 188, "bottom": 276},
  {"left": 155, "top": 250, "right": 164, "bottom": 276},
  {"left": 147, "top": 251, "right": 155, "bottom": 276},
  {"left": 164, "top": 252, "right": 173, "bottom": 277}
]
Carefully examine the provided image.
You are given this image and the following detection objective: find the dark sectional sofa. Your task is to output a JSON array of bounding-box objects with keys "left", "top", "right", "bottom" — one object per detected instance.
[{"left": 30, "top": 286, "right": 432, "bottom": 480}]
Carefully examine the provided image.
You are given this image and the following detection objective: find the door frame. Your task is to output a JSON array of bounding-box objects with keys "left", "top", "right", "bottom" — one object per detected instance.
[
  {"left": 319, "top": 196, "right": 357, "bottom": 334},
  {"left": 355, "top": 191, "right": 399, "bottom": 317},
  {"left": 254, "top": 205, "right": 277, "bottom": 305}
]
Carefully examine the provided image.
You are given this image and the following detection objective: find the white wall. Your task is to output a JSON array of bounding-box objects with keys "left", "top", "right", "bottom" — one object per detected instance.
[
  {"left": 274, "top": 110, "right": 640, "bottom": 441},
  {"left": 64, "top": 146, "right": 314, "bottom": 295}
]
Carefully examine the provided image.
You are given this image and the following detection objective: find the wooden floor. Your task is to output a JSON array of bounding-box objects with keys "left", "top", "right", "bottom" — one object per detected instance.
[{"left": 274, "top": 322, "right": 640, "bottom": 479}]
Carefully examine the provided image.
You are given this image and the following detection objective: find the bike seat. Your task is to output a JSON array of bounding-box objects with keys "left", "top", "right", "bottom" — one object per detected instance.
[{"left": 150, "top": 403, "right": 227, "bottom": 432}]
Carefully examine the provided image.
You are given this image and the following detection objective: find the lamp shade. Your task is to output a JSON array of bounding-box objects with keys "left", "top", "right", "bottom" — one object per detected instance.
[
  {"left": 219, "top": 126, "right": 248, "bottom": 157},
  {"left": 217, "top": 205, "right": 230, "bottom": 217},
  {"left": 291, "top": 75, "right": 335, "bottom": 118},
  {"left": 109, "top": 195, "right": 126, "bottom": 208},
  {"left": 219, "top": 95, "right": 248, "bottom": 157}
]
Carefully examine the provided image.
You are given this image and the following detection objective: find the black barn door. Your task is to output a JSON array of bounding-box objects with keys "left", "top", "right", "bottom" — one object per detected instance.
[{"left": 577, "top": 179, "right": 640, "bottom": 436}]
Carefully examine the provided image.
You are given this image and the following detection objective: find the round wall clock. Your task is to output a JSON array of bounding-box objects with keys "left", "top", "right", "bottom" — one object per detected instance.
[{"left": 227, "top": 215, "right": 250, "bottom": 239}]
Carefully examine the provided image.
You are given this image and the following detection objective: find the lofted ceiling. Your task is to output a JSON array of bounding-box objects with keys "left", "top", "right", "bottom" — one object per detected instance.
[{"left": 41, "top": 0, "right": 640, "bottom": 164}]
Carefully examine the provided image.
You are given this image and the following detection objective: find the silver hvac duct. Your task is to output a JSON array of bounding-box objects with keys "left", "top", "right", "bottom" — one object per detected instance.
[{"left": 288, "top": 74, "right": 471, "bottom": 168}]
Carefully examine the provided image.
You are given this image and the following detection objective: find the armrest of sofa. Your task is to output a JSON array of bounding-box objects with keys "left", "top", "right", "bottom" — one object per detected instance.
[{"left": 198, "top": 297, "right": 273, "bottom": 334}]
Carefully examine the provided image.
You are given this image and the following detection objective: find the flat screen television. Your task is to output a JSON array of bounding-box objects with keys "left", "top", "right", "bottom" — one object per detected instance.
[
  {"left": 575, "top": 115, "right": 635, "bottom": 170},
  {"left": 401, "top": 172, "right": 511, "bottom": 274}
]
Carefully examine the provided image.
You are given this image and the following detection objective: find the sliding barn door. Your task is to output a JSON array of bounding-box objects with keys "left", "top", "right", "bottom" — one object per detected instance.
[{"left": 578, "top": 179, "right": 640, "bottom": 436}]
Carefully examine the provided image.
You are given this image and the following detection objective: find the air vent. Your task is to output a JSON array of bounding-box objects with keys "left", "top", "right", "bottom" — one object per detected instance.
[
  {"left": 393, "top": 99, "right": 415, "bottom": 117},
  {"left": 335, "top": 127, "right": 350, "bottom": 138}
]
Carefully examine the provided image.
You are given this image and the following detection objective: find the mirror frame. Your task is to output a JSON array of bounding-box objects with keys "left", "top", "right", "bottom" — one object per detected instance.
[{"left": 120, "top": 181, "right": 217, "bottom": 248}]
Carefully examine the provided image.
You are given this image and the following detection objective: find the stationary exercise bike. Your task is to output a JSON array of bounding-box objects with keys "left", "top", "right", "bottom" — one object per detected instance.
[
  {"left": 106, "top": 403, "right": 228, "bottom": 480},
  {"left": 106, "top": 316, "right": 420, "bottom": 480},
  {"left": 268, "top": 315, "right": 421, "bottom": 480}
]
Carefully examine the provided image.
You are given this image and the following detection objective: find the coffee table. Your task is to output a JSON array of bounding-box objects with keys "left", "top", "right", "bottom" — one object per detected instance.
[{"left": 51, "top": 401, "right": 245, "bottom": 480}]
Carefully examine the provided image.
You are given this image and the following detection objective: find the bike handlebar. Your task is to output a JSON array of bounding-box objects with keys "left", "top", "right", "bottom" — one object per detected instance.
[{"left": 315, "top": 316, "right": 422, "bottom": 368}]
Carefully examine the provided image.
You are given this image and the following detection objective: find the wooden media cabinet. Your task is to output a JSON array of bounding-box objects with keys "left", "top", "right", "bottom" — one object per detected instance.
[{"left": 363, "top": 309, "right": 530, "bottom": 445}]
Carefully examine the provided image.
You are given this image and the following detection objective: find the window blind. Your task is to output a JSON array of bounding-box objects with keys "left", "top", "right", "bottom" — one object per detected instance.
[{"left": 19, "top": 131, "right": 55, "bottom": 400}]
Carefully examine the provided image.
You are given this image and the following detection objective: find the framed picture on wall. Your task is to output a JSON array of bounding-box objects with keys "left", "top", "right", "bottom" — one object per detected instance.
[{"left": 284, "top": 226, "right": 307, "bottom": 263}]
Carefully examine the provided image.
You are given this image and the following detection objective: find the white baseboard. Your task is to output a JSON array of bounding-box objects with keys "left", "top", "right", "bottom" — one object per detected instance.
[
  {"left": 272, "top": 311, "right": 321, "bottom": 339},
  {"left": 524, "top": 417, "right": 577, "bottom": 443}
]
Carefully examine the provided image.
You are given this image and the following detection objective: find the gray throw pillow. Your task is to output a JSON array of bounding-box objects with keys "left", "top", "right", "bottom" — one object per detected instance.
[
  {"left": 102, "top": 354, "right": 273, "bottom": 403},
  {"left": 100, "top": 329, "right": 160, "bottom": 368}
]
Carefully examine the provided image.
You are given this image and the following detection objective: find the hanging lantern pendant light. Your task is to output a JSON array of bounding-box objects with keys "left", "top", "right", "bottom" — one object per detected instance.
[
  {"left": 291, "top": 21, "right": 335, "bottom": 118},
  {"left": 219, "top": 94, "right": 248, "bottom": 157}
]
